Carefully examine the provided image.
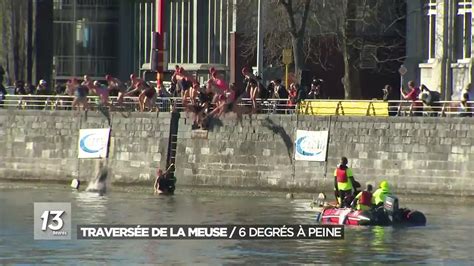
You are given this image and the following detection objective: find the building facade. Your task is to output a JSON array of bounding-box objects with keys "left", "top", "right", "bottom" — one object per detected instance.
[
  {"left": 52, "top": 0, "right": 122, "bottom": 80},
  {"left": 139, "top": 0, "right": 234, "bottom": 82},
  {"left": 0, "top": 0, "right": 235, "bottom": 86},
  {"left": 406, "top": 0, "right": 474, "bottom": 100}
]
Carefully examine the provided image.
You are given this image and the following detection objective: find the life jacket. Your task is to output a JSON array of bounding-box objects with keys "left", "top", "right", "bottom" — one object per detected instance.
[
  {"left": 359, "top": 191, "right": 372, "bottom": 206},
  {"left": 372, "top": 188, "right": 390, "bottom": 205},
  {"left": 336, "top": 167, "right": 348, "bottom": 183}
]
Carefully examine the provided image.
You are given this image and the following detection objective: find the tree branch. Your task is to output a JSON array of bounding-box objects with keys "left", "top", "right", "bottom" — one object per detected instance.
[
  {"left": 297, "top": 0, "right": 311, "bottom": 37},
  {"left": 279, "top": 0, "right": 298, "bottom": 37}
]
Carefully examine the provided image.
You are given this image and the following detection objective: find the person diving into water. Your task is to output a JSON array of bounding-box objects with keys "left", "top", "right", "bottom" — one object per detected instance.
[
  {"left": 154, "top": 164, "right": 177, "bottom": 195},
  {"left": 85, "top": 161, "right": 108, "bottom": 195}
]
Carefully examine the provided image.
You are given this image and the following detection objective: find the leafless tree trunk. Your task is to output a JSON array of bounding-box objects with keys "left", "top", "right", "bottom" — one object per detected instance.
[
  {"left": 278, "top": 0, "right": 311, "bottom": 83},
  {"left": 238, "top": 0, "right": 406, "bottom": 99},
  {"left": 0, "top": 0, "right": 29, "bottom": 85},
  {"left": 341, "top": 0, "right": 361, "bottom": 99}
]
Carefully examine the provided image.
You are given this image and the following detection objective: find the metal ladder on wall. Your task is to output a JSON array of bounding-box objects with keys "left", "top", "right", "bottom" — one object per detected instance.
[
  {"left": 166, "top": 112, "right": 181, "bottom": 170},
  {"left": 167, "top": 133, "right": 178, "bottom": 167}
]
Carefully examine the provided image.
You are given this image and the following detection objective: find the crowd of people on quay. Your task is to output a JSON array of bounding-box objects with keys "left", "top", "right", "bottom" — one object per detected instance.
[
  {"left": 1, "top": 64, "right": 473, "bottom": 119},
  {"left": 0, "top": 66, "right": 329, "bottom": 127}
]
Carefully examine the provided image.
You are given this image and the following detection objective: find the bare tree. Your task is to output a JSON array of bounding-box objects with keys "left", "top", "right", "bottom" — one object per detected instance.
[
  {"left": 238, "top": 0, "right": 406, "bottom": 99},
  {"left": 277, "top": 0, "right": 311, "bottom": 83},
  {"left": 332, "top": 0, "right": 406, "bottom": 99},
  {"left": 0, "top": 0, "right": 29, "bottom": 85},
  {"left": 237, "top": 0, "right": 312, "bottom": 83}
]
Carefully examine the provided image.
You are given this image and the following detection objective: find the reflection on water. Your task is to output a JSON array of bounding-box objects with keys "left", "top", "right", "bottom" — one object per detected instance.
[
  {"left": 0, "top": 182, "right": 473, "bottom": 264},
  {"left": 72, "top": 191, "right": 108, "bottom": 223}
]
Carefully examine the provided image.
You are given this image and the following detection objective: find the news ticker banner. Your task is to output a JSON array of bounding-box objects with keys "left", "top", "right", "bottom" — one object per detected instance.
[
  {"left": 33, "top": 203, "right": 344, "bottom": 240},
  {"left": 77, "top": 225, "right": 344, "bottom": 240}
]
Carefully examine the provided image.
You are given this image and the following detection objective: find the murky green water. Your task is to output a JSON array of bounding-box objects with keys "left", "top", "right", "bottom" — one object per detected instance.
[{"left": 0, "top": 182, "right": 472, "bottom": 264}]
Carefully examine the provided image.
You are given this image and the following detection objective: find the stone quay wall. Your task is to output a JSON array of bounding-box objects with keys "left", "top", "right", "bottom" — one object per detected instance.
[
  {"left": 0, "top": 110, "right": 170, "bottom": 184},
  {"left": 1, "top": 109, "right": 473, "bottom": 196}
]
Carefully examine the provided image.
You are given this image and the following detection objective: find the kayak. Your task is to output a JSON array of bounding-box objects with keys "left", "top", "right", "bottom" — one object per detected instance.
[{"left": 312, "top": 194, "right": 426, "bottom": 226}]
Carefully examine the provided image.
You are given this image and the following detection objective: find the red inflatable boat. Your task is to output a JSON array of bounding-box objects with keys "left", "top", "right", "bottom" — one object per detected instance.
[{"left": 314, "top": 195, "right": 426, "bottom": 226}]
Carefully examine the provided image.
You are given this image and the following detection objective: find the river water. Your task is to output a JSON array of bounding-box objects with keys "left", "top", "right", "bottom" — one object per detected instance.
[{"left": 0, "top": 182, "right": 473, "bottom": 264}]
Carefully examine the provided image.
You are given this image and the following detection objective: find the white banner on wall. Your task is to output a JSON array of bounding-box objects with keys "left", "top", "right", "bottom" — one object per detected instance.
[
  {"left": 295, "top": 130, "right": 329, "bottom": 161},
  {"left": 78, "top": 128, "right": 111, "bottom": 159}
]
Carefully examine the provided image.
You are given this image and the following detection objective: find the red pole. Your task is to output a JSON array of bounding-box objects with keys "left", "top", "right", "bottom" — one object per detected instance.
[{"left": 156, "top": 0, "right": 165, "bottom": 85}]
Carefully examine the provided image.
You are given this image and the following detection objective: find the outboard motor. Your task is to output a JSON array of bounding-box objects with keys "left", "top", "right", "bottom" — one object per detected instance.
[
  {"left": 405, "top": 210, "right": 427, "bottom": 226},
  {"left": 383, "top": 195, "right": 399, "bottom": 223}
]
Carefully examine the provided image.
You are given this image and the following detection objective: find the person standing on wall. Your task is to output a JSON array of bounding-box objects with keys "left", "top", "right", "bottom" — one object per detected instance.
[
  {"left": 400, "top": 81, "right": 422, "bottom": 116},
  {"left": 334, "top": 156, "right": 357, "bottom": 207}
]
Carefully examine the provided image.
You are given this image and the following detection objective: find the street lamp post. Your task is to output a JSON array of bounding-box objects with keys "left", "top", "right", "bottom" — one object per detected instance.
[
  {"left": 256, "top": 0, "right": 264, "bottom": 77},
  {"left": 399, "top": 65, "right": 407, "bottom": 99}
]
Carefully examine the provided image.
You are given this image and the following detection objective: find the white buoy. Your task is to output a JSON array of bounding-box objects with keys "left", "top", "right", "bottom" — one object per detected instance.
[
  {"left": 71, "top": 179, "right": 80, "bottom": 189},
  {"left": 286, "top": 193, "right": 294, "bottom": 199}
]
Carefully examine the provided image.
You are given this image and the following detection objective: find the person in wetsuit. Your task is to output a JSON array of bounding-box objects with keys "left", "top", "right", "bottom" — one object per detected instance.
[{"left": 154, "top": 164, "right": 176, "bottom": 195}]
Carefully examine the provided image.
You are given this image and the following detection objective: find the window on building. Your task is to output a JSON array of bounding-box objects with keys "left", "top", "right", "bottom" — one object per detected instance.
[
  {"left": 426, "top": 0, "right": 437, "bottom": 59},
  {"left": 169, "top": 0, "right": 194, "bottom": 64},
  {"left": 53, "top": 0, "right": 119, "bottom": 79},
  {"left": 168, "top": 0, "right": 229, "bottom": 66},
  {"left": 134, "top": 0, "right": 156, "bottom": 68},
  {"left": 455, "top": 1, "right": 472, "bottom": 60}
]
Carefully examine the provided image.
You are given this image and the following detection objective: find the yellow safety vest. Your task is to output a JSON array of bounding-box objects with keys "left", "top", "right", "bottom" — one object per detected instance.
[{"left": 372, "top": 188, "right": 390, "bottom": 205}]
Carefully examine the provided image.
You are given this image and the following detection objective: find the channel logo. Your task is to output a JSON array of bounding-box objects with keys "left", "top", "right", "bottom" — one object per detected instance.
[{"left": 34, "top": 202, "right": 71, "bottom": 240}]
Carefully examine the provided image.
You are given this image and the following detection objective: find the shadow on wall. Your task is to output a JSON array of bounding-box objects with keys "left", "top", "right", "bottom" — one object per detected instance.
[
  {"left": 262, "top": 117, "right": 293, "bottom": 163},
  {"left": 204, "top": 116, "right": 224, "bottom": 131}
]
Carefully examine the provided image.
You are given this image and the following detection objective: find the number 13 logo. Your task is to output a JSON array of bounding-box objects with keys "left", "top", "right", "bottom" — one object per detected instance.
[{"left": 40, "top": 211, "right": 65, "bottom": 231}]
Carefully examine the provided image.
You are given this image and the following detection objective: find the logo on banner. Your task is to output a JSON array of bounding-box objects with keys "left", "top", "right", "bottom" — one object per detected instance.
[
  {"left": 80, "top": 134, "right": 105, "bottom": 153},
  {"left": 78, "top": 128, "right": 110, "bottom": 158},
  {"left": 295, "top": 130, "right": 329, "bottom": 161}
]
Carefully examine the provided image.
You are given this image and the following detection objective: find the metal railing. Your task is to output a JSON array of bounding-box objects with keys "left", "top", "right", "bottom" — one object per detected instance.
[
  {"left": 299, "top": 99, "right": 474, "bottom": 117},
  {"left": 0, "top": 95, "right": 294, "bottom": 114},
  {"left": 0, "top": 95, "right": 472, "bottom": 117}
]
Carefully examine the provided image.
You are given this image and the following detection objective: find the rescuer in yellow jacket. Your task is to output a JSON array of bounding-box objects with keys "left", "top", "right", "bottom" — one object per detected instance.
[
  {"left": 351, "top": 184, "right": 373, "bottom": 211},
  {"left": 372, "top": 180, "right": 391, "bottom": 206},
  {"left": 334, "top": 156, "right": 357, "bottom": 207}
]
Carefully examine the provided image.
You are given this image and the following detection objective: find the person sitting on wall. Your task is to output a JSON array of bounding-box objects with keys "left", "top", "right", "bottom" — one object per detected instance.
[
  {"left": 0, "top": 82, "right": 7, "bottom": 108},
  {"left": 419, "top": 84, "right": 441, "bottom": 117},
  {"left": 334, "top": 156, "right": 358, "bottom": 208},
  {"left": 351, "top": 184, "right": 373, "bottom": 211},
  {"left": 186, "top": 85, "right": 214, "bottom": 130},
  {"left": 460, "top": 84, "right": 473, "bottom": 117},
  {"left": 307, "top": 78, "right": 324, "bottom": 99},
  {"left": 105, "top": 75, "right": 127, "bottom": 108},
  {"left": 154, "top": 164, "right": 177, "bottom": 195},
  {"left": 242, "top": 67, "right": 259, "bottom": 111}
]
